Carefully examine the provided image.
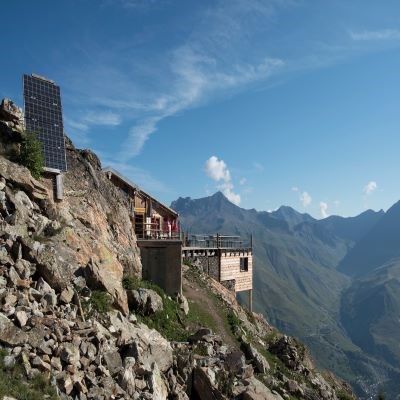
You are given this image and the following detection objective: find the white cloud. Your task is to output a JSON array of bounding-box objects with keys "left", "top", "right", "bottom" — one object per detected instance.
[
  {"left": 204, "top": 156, "right": 240, "bottom": 205},
  {"left": 363, "top": 181, "right": 377, "bottom": 195},
  {"left": 319, "top": 202, "right": 328, "bottom": 218},
  {"left": 239, "top": 178, "right": 247, "bottom": 185},
  {"left": 333, "top": 200, "right": 340, "bottom": 207},
  {"left": 218, "top": 181, "right": 241, "bottom": 205},
  {"left": 291, "top": 186, "right": 299, "bottom": 192},
  {"left": 205, "top": 156, "right": 231, "bottom": 182},
  {"left": 300, "top": 191, "right": 312, "bottom": 208},
  {"left": 350, "top": 29, "right": 400, "bottom": 41}
]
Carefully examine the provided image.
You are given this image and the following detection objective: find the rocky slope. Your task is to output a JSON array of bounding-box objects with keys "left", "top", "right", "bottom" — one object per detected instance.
[
  {"left": 0, "top": 99, "right": 354, "bottom": 399},
  {"left": 172, "top": 193, "right": 400, "bottom": 399}
]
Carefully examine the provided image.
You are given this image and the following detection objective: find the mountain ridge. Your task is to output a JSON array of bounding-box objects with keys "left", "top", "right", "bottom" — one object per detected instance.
[{"left": 171, "top": 191, "right": 400, "bottom": 399}]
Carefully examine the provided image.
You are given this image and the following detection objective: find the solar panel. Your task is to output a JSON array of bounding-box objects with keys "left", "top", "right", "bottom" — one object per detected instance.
[{"left": 23, "top": 74, "right": 68, "bottom": 172}]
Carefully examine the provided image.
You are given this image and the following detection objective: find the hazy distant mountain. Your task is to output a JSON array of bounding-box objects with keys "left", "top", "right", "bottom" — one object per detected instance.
[
  {"left": 270, "top": 205, "right": 314, "bottom": 229},
  {"left": 341, "top": 258, "right": 400, "bottom": 367},
  {"left": 338, "top": 201, "right": 400, "bottom": 277},
  {"left": 172, "top": 192, "right": 400, "bottom": 398},
  {"left": 317, "top": 209, "right": 384, "bottom": 242}
]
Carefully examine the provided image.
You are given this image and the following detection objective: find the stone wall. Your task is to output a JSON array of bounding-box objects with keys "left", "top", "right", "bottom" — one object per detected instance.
[
  {"left": 184, "top": 255, "right": 220, "bottom": 280},
  {"left": 221, "top": 279, "right": 236, "bottom": 292}
]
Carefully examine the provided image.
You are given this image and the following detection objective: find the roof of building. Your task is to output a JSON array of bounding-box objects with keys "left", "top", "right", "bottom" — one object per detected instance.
[{"left": 103, "top": 166, "right": 178, "bottom": 217}]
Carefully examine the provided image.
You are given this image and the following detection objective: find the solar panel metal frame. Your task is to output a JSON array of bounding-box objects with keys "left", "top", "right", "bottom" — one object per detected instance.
[{"left": 23, "top": 74, "right": 68, "bottom": 172}]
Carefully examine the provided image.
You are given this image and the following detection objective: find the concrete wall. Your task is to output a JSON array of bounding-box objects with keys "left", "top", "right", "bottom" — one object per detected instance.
[{"left": 138, "top": 240, "right": 182, "bottom": 296}]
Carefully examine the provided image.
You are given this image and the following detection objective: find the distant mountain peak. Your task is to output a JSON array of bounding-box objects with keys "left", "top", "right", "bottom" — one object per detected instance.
[{"left": 271, "top": 205, "right": 314, "bottom": 228}]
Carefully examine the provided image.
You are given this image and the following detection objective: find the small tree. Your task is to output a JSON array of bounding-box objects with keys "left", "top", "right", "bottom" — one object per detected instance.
[{"left": 19, "top": 131, "right": 44, "bottom": 179}]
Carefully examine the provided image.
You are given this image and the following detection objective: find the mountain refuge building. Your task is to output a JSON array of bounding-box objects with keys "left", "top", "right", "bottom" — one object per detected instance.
[{"left": 103, "top": 167, "right": 182, "bottom": 296}]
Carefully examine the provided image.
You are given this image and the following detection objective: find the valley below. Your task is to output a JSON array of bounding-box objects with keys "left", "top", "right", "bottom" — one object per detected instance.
[{"left": 172, "top": 192, "right": 400, "bottom": 399}]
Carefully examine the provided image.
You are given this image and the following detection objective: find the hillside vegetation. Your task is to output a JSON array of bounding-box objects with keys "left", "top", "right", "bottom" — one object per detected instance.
[{"left": 172, "top": 193, "right": 400, "bottom": 399}]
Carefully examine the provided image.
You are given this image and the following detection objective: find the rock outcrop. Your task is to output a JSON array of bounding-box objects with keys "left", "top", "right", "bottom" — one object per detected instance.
[{"left": 0, "top": 98, "right": 355, "bottom": 400}]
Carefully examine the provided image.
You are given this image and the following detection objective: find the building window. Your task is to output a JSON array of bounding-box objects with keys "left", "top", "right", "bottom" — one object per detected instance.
[{"left": 240, "top": 257, "right": 248, "bottom": 272}]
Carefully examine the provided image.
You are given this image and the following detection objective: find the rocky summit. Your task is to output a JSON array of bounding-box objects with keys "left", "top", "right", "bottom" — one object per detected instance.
[{"left": 0, "top": 101, "right": 355, "bottom": 399}]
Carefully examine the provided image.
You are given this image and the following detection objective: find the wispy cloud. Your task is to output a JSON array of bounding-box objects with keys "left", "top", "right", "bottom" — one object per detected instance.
[
  {"left": 319, "top": 201, "right": 328, "bottom": 218},
  {"left": 61, "top": 0, "right": 287, "bottom": 160},
  {"left": 253, "top": 161, "right": 265, "bottom": 172},
  {"left": 300, "top": 191, "right": 312, "bottom": 208},
  {"left": 363, "top": 181, "right": 377, "bottom": 195},
  {"left": 119, "top": 51, "right": 283, "bottom": 159},
  {"left": 106, "top": 0, "right": 164, "bottom": 9},
  {"left": 60, "top": 1, "right": 400, "bottom": 164},
  {"left": 82, "top": 111, "right": 121, "bottom": 127},
  {"left": 205, "top": 156, "right": 241, "bottom": 205},
  {"left": 64, "top": 110, "right": 122, "bottom": 146},
  {"left": 350, "top": 29, "right": 400, "bottom": 41}
]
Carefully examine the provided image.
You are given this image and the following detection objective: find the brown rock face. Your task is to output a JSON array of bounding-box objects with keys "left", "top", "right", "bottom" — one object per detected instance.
[
  {"left": 85, "top": 250, "right": 128, "bottom": 315},
  {"left": 0, "top": 109, "right": 142, "bottom": 317},
  {"left": 0, "top": 98, "right": 24, "bottom": 129}
]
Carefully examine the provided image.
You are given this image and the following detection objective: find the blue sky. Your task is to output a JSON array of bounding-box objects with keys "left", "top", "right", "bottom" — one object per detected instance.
[{"left": 2, "top": 0, "right": 400, "bottom": 218}]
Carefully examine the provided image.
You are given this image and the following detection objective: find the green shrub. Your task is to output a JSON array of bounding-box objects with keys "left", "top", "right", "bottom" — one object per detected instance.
[
  {"left": 88, "top": 290, "right": 112, "bottom": 314},
  {"left": 227, "top": 311, "right": 242, "bottom": 332},
  {"left": 337, "top": 391, "right": 354, "bottom": 400},
  {"left": 122, "top": 275, "right": 140, "bottom": 290},
  {"left": 19, "top": 131, "right": 44, "bottom": 179}
]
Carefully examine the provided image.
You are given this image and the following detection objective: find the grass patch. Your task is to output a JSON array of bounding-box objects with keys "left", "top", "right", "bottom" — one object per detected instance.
[
  {"left": 227, "top": 311, "right": 242, "bottom": 333},
  {"left": 82, "top": 290, "right": 113, "bottom": 317},
  {"left": 124, "top": 275, "right": 189, "bottom": 341},
  {"left": 186, "top": 300, "right": 217, "bottom": 331},
  {"left": 124, "top": 273, "right": 232, "bottom": 342},
  {"left": 137, "top": 293, "right": 188, "bottom": 342},
  {"left": 0, "top": 349, "right": 58, "bottom": 400},
  {"left": 31, "top": 233, "right": 48, "bottom": 243},
  {"left": 123, "top": 276, "right": 164, "bottom": 297}
]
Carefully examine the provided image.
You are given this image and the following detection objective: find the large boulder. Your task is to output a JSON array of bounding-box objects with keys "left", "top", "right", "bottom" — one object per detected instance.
[
  {"left": 85, "top": 246, "right": 128, "bottom": 315},
  {"left": 127, "top": 288, "right": 163, "bottom": 315},
  {"left": 243, "top": 342, "right": 270, "bottom": 374},
  {"left": 240, "top": 377, "right": 284, "bottom": 400},
  {"left": 107, "top": 311, "right": 173, "bottom": 372},
  {"left": 147, "top": 362, "right": 168, "bottom": 400},
  {"left": 0, "top": 98, "right": 24, "bottom": 126},
  {"left": 193, "top": 366, "right": 227, "bottom": 400},
  {"left": 0, "top": 156, "right": 47, "bottom": 201},
  {"left": 0, "top": 312, "right": 28, "bottom": 345}
]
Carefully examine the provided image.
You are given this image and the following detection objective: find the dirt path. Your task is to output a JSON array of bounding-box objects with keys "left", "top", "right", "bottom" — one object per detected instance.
[{"left": 183, "top": 273, "right": 239, "bottom": 350}]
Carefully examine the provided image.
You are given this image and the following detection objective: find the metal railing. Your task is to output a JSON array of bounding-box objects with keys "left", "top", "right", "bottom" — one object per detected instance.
[
  {"left": 135, "top": 221, "right": 181, "bottom": 240},
  {"left": 182, "top": 234, "right": 252, "bottom": 249}
]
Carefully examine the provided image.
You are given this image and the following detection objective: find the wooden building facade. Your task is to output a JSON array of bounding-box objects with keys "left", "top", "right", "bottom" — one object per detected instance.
[
  {"left": 103, "top": 167, "right": 180, "bottom": 240},
  {"left": 182, "top": 235, "right": 253, "bottom": 310},
  {"left": 104, "top": 167, "right": 183, "bottom": 296}
]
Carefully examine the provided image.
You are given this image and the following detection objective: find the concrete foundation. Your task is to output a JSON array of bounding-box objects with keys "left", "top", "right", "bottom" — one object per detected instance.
[{"left": 138, "top": 240, "right": 182, "bottom": 296}]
